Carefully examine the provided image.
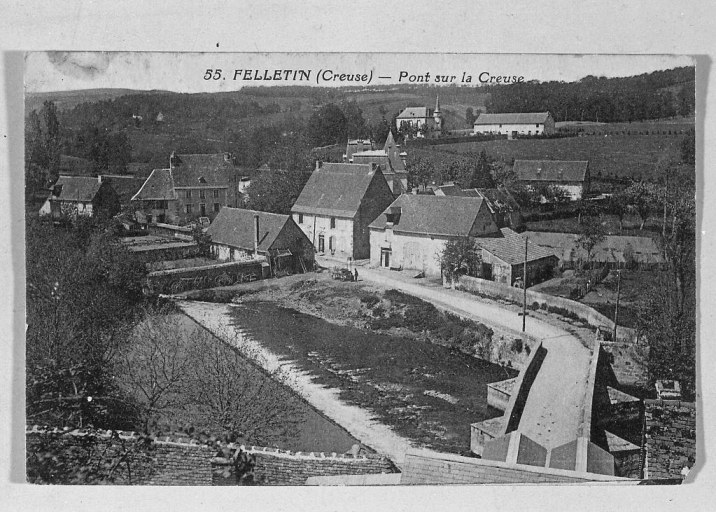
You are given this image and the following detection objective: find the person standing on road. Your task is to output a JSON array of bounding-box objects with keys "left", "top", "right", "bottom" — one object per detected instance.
[{"left": 354, "top": 269, "right": 359, "bottom": 282}]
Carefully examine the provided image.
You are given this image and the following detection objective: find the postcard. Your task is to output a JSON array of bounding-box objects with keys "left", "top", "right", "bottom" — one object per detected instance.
[{"left": 22, "top": 51, "right": 696, "bottom": 487}]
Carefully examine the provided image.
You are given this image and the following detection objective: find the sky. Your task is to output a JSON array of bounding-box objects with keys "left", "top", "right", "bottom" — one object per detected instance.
[{"left": 24, "top": 52, "right": 695, "bottom": 94}]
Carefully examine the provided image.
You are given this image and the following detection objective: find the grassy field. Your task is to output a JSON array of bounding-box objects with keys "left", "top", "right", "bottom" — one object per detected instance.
[
  {"left": 556, "top": 117, "right": 694, "bottom": 134},
  {"left": 427, "top": 133, "right": 686, "bottom": 180}
]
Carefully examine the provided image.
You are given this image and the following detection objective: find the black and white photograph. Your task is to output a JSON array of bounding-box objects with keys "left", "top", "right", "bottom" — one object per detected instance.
[{"left": 20, "top": 51, "right": 697, "bottom": 487}]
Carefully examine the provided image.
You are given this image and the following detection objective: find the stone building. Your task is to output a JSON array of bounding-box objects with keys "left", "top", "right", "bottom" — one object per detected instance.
[
  {"left": 369, "top": 194, "right": 499, "bottom": 277},
  {"left": 475, "top": 227, "right": 559, "bottom": 286},
  {"left": 131, "top": 152, "right": 240, "bottom": 225},
  {"left": 206, "top": 207, "right": 314, "bottom": 273},
  {"left": 291, "top": 162, "right": 395, "bottom": 260},
  {"left": 435, "top": 185, "right": 523, "bottom": 229},
  {"left": 39, "top": 175, "right": 120, "bottom": 220},
  {"left": 395, "top": 96, "right": 443, "bottom": 137},
  {"left": 513, "top": 159, "right": 590, "bottom": 201},
  {"left": 473, "top": 111, "right": 555, "bottom": 136}
]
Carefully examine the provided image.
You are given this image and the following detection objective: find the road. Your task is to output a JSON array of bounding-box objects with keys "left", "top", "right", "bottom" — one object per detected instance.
[{"left": 357, "top": 266, "right": 595, "bottom": 450}]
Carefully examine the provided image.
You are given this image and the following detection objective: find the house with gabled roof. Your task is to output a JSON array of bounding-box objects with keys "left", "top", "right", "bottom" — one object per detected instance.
[
  {"left": 513, "top": 160, "right": 590, "bottom": 201},
  {"left": 368, "top": 194, "right": 499, "bottom": 276},
  {"left": 345, "top": 132, "right": 409, "bottom": 195},
  {"left": 206, "top": 207, "right": 314, "bottom": 273},
  {"left": 395, "top": 96, "right": 443, "bottom": 138},
  {"left": 473, "top": 112, "right": 555, "bottom": 136},
  {"left": 131, "top": 152, "right": 240, "bottom": 225},
  {"left": 291, "top": 162, "right": 395, "bottom": 260},
  {"left": 475, "top": 228, "right": 559, "bottom": 286},
  {"left": 435, "top": 185, "right": 523, "bottom": 229},
  {"left": 39, "top": 175, "right": 120, "bottom": 220}
]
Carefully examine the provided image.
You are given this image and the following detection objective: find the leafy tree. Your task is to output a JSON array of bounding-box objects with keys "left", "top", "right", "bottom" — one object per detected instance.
[
  {"left": 405, "top": 155, "right": 435, "bottom": 191},
  {"left": 340, "top": 100, "right": 368, "bottom": 139},
  {"left": 606, "top": 191, "right": 630, "bottom": 232},
  {"left": 26, "top": 217, "right": 146, "bottom": 430},
  {"left": 465, "top": 107, "right": 476, "bottom": 127},
  {"left": 625, "top": 181, "right": 657, "bottom": 230},
  {"left": 245, "top": 169, "right": 310, "bottom": 214},
  {"left": 307, "top": 103, "right": 347, "bottom": 147},
  {"left": 440, "top": 237, "right": 482, "bottom": 283},
  {"left": 576, "top": 217, "right": 606, "bottom": 269}
]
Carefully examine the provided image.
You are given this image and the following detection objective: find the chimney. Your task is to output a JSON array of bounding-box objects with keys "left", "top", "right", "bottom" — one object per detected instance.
[
  {"left": 315, "top": 160, "right": 322, "bottom": 171},
  {"left": 253, "top": 214, "right": 260, "bottom": 257}
]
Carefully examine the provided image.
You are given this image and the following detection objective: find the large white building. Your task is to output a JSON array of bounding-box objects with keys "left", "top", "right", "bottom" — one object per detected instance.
[
  {"left": 291, "top": 162, "right": 395, "bottom": 260},
  {"left": 473, "top": 112, "right": 555, "bottom": 136},
  {"left": 368, "top": 194, "right": 499, "bottom": 277}
]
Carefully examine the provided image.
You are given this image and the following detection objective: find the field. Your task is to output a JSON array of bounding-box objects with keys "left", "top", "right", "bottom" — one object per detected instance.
[
  {"left": 426, "top": 133, "right": 688, "bottom": 180},
  {"left": 556, "top": 116, "right": 694, "bottom": 135}
]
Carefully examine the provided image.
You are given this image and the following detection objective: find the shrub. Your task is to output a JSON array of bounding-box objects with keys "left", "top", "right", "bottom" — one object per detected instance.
[
  {"left": 512, "top": 338, "right": 523, "bottom": 353},
  {"left": 360, "top": 295, "right": 380, "bottom": 308},
  {"left": 530, "top": 302, "right": 540, "bottom": 311}
]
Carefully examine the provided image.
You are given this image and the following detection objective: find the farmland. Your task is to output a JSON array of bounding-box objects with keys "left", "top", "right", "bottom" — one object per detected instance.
[{"left": 423, "top": 132, "right": 689, "bottom": 180}]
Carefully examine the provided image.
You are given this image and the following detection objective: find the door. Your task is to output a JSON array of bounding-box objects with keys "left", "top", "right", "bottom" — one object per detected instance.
[
  {"left": 200, "top": 203, "right": 207, "bottom": 217},
  {"left": 482, "top": 262, "right": 493, "bottom": 280},
  {"left": 381, "top": 249, "right": 391, "bottom": 268},
  {"left": 318, "top": 234, "right": 325, "bottom": 253}
]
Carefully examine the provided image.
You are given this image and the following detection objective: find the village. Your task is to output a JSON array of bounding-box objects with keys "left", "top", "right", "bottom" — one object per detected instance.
[{"left": 24, "top": 68, "right": 696, "bottom": 486}]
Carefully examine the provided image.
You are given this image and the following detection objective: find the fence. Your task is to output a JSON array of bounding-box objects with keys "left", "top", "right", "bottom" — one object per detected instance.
[{"left": 454, "top": 275, "right": 638, "bottom": 343}]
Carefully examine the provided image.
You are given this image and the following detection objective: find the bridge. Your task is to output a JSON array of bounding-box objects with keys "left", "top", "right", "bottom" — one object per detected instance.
[{"left": 354, "top": 265, "right": 644, "bottom": 479}]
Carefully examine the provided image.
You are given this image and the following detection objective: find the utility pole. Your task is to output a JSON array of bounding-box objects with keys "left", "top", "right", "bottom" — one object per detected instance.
[
  {"left": 613, "top": 270, "right": 622, "bottom": 342},
  {"left": 522, "top": 235, "right": 528, "bottom": 332}
]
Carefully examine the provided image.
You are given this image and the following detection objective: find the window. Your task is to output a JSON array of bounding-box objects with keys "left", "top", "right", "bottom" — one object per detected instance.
[
  {"left": 213, "top": 189, "right": 220, "bottom": 198},
  {"left": 185, "top": 190, "right": 192, "bottom": 199},
  {"left": 200, "top": 204, "right": 206, "bottom": 216},
  {"left": 330, "top": 217, "right": 336, "bottom": 229},
  {"left": 536, "top": 123, "right": 540, "bottom": 128},
  {"left": 298, "top": 213, "right": 304, "bottom": 224},
  {"left": 200, "top": 190, "right": 205, "bottom": 199},
  {"left": 186, "top": 204, "right": 193, "bottom": 214},
  {"left": 214, "top": 203, "right": 220, "bottom": 213}
]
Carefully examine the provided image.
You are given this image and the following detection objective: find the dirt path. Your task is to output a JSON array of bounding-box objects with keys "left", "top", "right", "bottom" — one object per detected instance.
[
  {"left": 357, "top": 267, "right": 595, "bottom": 450},
  {"left": 175, "top": 299, "right": 446, "bottom": 468}
]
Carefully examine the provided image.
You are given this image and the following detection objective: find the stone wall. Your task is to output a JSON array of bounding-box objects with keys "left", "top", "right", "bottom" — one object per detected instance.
[
  {"left": 401, "top": 449, "right": 626, "bottom": 484},
  {"left": 454, "top": 275, "right": 637, "bottom": 342},
  {"left": 26, "top": 427, "right": 397, "bottom": 486},
  {"left": 212, "top": 445, "right": 398, "bottom": 485},
  {"left": 643, "top": 400, "right": 696, "bottom": 480}
]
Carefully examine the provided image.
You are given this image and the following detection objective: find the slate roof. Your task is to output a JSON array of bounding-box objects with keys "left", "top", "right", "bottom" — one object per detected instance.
[
  {"left": 476, "top": 188, "right": 521, "bottom": 213},
  {"left": 131, "top": 168, "right": 176, "bottom": 201},
  {"left": 397, "top": 106, "right": 431, "bottom": 119},
  {"left": 514, "top": 160, "right": 589, "bottom": 183},
  {"left": 206, "top": 207, "right": 290, "bottom": 253},
  {"left": 171, "top": 153, "right": 233, "bottom": 188},
  {"left": 476, "top": 228, "right": 559, "bottom": 265},
  {"left": 351, "top": 152, "right": 395, "bottom": 174},
  {"left": 383, "top": 131, "right": 406, "bottom": 172},
  {"left": 101, "top": 176, "right": 145, "bottom": 204},
  {"left": 369, "top": 194, "right": 486, "bottom": 237},
  {"left": 52, "top": 175, "right": 102, "bottom": 202},
  {"left": 291, "top": 163, "right": 383, "bottom": 218},
  {"left": 345, "top": 139, "right": 374, "bottom": 162},
  {"left": 474, "top": 112, "right": 551, "bottom": 125}
]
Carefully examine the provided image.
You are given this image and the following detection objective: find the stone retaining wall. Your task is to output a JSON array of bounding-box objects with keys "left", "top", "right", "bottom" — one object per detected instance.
[{"left": 454, "top": 275, "right": 638, "bottom": 343}]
